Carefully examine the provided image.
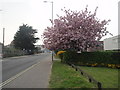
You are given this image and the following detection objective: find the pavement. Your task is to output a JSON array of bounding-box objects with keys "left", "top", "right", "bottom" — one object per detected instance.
[{"left": 2, "top": 55, "right": 52, "bottom": 88}]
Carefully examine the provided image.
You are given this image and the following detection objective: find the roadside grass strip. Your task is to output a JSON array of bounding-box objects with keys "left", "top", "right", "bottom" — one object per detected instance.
[
  {"left": 49, "top": 60, "right": 94, "bottom": 88},
  {"left": 0, "top": 61, "right": 41, "bottom": 88}
]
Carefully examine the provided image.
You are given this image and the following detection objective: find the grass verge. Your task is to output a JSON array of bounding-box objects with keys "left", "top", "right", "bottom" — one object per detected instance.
[
  {"left": 49, "top": 60, "right": 94, "bottom": 88},
  {"left": 79, "top": 66, "right": 119, "bottom": 88},
  {"left": 54, "top": 55, "right": 59, "bottom": 59}
]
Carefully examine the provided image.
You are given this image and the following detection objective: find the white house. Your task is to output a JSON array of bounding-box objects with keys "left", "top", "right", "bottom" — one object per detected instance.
[
  {"left": 35, "top": 45, "right": 51, "bottom": 53},
  {"left": 104, "top": 2, "right": 120, "bottom": 50},
  {"left": 104, "top": 35, "right": 120, "bottom": 50}
]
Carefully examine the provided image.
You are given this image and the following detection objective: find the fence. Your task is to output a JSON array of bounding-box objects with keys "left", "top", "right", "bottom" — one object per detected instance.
[
  {"left": 67, "top": 62, "right": 102, "bottom": 90},
  {"left": 3, "top": 48, "right": 26, "bottom": 58}
]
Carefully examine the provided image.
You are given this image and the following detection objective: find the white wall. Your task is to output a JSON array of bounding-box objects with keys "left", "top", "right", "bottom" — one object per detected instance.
[{"left": 104, "top": 35, "right": 120, "bottom": 50}]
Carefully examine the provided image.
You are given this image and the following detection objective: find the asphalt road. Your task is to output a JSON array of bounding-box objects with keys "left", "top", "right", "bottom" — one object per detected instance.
[{"left": 2, "top": 53, "right": 51, "bottom": 82}]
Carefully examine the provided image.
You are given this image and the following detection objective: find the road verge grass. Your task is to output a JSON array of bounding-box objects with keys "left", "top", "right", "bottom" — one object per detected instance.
[{"left": 49, "top": 60, "right": 94, "bottom": 88}]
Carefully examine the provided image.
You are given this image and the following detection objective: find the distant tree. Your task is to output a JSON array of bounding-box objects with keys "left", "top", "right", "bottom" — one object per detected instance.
[
  {"left": 43, "top": 6, "right": 111, "bottom": 52},
  {"left": 13, "top": 24, "right": 39, "bottom": 54}
]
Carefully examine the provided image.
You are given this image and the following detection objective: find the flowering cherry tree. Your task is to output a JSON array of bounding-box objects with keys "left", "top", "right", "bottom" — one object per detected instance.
[{"left": 43, "top": 6, "right": 111, "bottom": 51}]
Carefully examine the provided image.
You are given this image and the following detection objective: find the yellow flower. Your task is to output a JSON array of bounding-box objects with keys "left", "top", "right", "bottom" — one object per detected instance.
[
  {"left": 108, "top": 64, "right": 112, "bottom": 67},
  {"left": 116, "top": 65, "right": 120, "bottom": 68},
  {"left": 111, "top": 64, "right": 115, "bottom": 68},
  {"left": 57, "top": 51, "right": 66, "bottom": 56}
]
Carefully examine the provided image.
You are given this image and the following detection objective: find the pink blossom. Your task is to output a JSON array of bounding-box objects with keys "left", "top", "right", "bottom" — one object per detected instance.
[{"left": 43, "top": 6, "right": 110, "bottom": 51}]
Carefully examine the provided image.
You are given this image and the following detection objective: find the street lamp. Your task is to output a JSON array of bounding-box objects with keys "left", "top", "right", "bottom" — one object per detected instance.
[
  {"left": 43, "top": 1, "right": 53, "bottom": 26},
  {"left": 43, "top": 1, "right": 54, "bottom": 62},
  {"left": 2, "top": 28, "right": 5, "bottom": 58}
]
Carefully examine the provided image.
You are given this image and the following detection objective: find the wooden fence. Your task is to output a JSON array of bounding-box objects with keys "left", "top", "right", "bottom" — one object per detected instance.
[{"left": 67, "top": 62, "right": 102, "bottom": 90}]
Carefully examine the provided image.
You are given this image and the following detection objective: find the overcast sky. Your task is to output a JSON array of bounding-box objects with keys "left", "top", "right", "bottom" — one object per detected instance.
[{"left": 0, "top": 0, "right": 119, "bottom": 45}]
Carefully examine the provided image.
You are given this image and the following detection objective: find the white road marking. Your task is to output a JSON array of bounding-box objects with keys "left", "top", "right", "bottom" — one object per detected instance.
[
  {"left": 0, "top": 60, "right": 3, "bottom": 62},
  {"left": 0, "top": 61, "right": 41, "bottom": 88}
]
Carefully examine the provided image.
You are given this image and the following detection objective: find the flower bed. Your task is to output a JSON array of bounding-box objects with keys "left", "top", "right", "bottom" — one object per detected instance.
[{"left": 62, "top": 51, "right": 120, "bottom": 69}]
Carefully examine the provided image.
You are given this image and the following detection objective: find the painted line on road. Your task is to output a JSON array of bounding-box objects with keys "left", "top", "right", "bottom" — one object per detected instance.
[
  {"left": 0, "top": 60, "right": 3, "bottom": 62},
  {"left": 0, "top": 61, "right": 41, "bottom": 88},
  {"left": 11, "top": 56, "right": 29, "bottom": 59}
]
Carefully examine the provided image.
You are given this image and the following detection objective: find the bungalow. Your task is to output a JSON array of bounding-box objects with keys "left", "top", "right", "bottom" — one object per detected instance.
[{"left": 103, "top": 35, "right": 120, "bottom": 50}]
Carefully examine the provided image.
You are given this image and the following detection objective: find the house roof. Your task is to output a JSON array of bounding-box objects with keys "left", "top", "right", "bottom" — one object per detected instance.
[{"left": 0, "top": 42, "right": 3, "bottom": 45}]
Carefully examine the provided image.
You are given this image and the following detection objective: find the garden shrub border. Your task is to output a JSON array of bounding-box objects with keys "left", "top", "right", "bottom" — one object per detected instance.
[{"left": 62, "top": 51, "right": 120, "bottom": 69}]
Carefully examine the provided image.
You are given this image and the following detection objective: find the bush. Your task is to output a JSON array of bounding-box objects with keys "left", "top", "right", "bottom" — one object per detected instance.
[
  {"left": 57, "top": 51, "right": 66, "bottom": 62},
  {"left": 63, "top": 51, "right": 120, "bottom": 68},
  {"left": 63, "top": 50, "right": 78, "bottom": 63}
]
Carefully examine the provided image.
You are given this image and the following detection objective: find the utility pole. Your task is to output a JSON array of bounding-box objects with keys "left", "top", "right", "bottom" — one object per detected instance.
[
  {"left": 44, "top": 1, "right": 54, "bottom": 62},
  {"left": 2, "top": 28, "right": 5, "bottom": 59},
  {"left": 51, "top": 1, "right": 53, "bottom": 62},
  {"left": 0, "top": 10, "right": 4, "bottom": 58}
]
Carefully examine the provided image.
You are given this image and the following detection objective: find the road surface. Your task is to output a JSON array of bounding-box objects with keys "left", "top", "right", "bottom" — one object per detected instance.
[{"left": 2, "top": 53, "right": 51, "bottom": 82}]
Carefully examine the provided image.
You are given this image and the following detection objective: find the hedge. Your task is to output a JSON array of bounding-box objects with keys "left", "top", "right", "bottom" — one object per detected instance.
[{"left": 63, "top": 51, "right": 120, "bottom": 68}]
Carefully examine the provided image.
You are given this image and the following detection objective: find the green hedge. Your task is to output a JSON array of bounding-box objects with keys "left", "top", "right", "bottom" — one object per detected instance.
[
  {"left": 63, "top": 51, "right": 120, "bottom": 65},
  {"left": 63, "top": 51, "right": 78, "bottom": 63}
]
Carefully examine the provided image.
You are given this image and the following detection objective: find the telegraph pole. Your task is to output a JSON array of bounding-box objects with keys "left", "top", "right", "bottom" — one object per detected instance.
[
  {"left": 51, "top": 1, "right": 53, "bottom": 62},
  {"left": 2, "top": 28, "right": 5, "bottom": 58},
  {"left": 44, "top": 1, "right": 54, "bottom": 62}
]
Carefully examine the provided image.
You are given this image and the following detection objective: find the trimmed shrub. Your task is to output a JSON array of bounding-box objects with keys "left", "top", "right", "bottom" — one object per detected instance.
[
  {"left": 63, "top": 51, "right": 78, "bottom": 63},
  {"left": 63, "top": 51, "right": 120, "bottom": 68},
  {"left": 57, "top": 51, "right": 66, "bottom": 62}
]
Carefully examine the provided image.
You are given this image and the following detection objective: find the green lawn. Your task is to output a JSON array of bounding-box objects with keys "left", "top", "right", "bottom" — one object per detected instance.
[
  {"left": 49, "top": 60, "right": 94, "bottom": 88},
  {"left": 79, "top": 66, "right": 119, "bottom": 88}
]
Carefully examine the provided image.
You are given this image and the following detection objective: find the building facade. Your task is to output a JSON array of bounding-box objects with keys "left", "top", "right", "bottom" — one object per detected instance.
[
  {"left": 104, "top": 35, "right": 120, "bottom": 50},
  {"left": 35, "top": 45, "right": 51, "bottom": 53}
]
